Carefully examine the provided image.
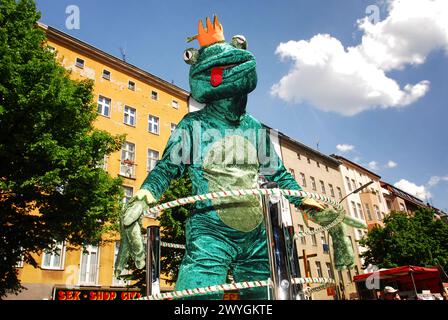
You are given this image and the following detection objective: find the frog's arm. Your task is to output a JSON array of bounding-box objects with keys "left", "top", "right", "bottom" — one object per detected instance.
[
  {"left": 140, "top": 118, "right": 191, "bottom": 201},
  {"left": 259, "top": 128, "right": 303, "bottom": 207}
]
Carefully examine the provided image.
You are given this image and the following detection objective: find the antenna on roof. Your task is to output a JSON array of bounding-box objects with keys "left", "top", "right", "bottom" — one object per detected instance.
[
  {"left": 315, "top": 137, "right": 320, "bottom": 151},
  {"left": 119, "top": 46, "right": 127, "bottom": 62}
]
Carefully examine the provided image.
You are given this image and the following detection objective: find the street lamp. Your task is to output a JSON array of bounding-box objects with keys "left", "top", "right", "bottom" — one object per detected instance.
[
  {"left": 339, "top": 181, "right": 374, "bottom": 204},
  {"left": 329, "top": 180, "right": 374, "bottom": 300}
]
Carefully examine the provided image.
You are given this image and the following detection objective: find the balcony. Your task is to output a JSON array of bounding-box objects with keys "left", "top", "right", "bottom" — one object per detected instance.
[{"left": 119, "top": 159, "right": 136, "bottom": 179}]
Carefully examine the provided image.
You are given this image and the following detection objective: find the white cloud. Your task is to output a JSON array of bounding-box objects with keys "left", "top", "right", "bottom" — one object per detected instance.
[
  {"left": 271, "top": 0, "right": 448, "bottom": 116},
  {"left": 368, "top": 161, "right": 379, "bottom": 171},
  {"left": 386, "top": 160, "right": 397, "bottom": 168},
  {"left": 427, "top": 175, "right": 448, "bottom": 187},
  {"left": 394, "top": 179, "right": 431, "bottom": 201},
  {"left": 336, "top": 144, "right": 355, "bottom": 153}
]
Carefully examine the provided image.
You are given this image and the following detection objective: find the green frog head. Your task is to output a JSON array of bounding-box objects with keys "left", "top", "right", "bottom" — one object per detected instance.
[{"left": 183, "top": 16, "right": 257, "bottom": 105}]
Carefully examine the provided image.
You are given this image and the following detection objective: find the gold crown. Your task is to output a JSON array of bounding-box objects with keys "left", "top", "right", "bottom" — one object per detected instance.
[{"left": 187, "top": 15, "right": 225, "bottom": 47}]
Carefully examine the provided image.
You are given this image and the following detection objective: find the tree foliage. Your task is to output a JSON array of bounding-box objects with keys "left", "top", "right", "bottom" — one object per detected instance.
[
  {"left": 158, "top": 176, "right": 191, "bottom": 284},
  {"left": 359, "top": 208, "right": 448, "bottom": 271},
  {"left": 0, "top": 0, "right": 123, "bottom": 297}
]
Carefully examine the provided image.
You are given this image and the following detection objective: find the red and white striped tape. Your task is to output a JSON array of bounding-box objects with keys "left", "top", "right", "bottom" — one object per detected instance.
[
  {"left": 136, "top": 277, "right": 335, "bottom": 300},
  {"left": 144, "top": 188, "right": 348, "bottom": 237}
]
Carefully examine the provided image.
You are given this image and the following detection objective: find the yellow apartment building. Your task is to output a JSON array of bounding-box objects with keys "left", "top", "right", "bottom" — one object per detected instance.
[
  {"left": 7, "top": 23, "right": 189, "bottom": 300},
  {"left": 278, "top": 132, "right": 363, "bottom": 300}
]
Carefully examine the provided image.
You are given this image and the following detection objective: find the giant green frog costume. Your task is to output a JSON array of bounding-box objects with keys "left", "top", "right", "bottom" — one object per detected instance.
[{"left": 115, "top": 16, "right": 356, "bottom": 299}]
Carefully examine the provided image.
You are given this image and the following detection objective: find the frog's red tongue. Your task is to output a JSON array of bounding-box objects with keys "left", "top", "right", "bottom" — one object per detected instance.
[{"left": 210, "top": 66, "right": 224, "bottom": 87}]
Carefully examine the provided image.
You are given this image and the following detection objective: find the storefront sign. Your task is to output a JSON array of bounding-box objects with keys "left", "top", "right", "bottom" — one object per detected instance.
[{"left": 53, "top": 287, "right": 142, "bottom": 301}]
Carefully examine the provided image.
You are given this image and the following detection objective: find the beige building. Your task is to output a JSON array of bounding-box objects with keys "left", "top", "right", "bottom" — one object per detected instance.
[{"left": 278, "top": 133, "right": 363, "bottom": 300}]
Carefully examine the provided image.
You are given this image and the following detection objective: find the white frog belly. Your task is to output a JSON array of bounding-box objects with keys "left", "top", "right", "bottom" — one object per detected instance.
[{"left": 203, "top": 135, "right": 262, "bottom": 232}]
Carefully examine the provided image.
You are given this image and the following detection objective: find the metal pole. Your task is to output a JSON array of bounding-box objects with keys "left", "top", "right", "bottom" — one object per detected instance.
[
  {"left": 410, "top": 271, "right": 418, "bottom": 299},
  {"left": 146, "top": 225, "right": 161, "bottom": 297},
  {"left": 261, "top": 182, "right": 293, "bottom": 300},
  {"left": 284, "top": 225, "right": 306, "bottom": 300}
]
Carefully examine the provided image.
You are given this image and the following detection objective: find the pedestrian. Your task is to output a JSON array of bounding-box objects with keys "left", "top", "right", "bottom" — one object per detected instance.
[{"left": 383, "top": 286, "right": 401, "bottom": 300}]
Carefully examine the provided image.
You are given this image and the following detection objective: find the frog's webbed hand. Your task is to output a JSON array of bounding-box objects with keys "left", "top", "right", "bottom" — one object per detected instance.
[
  {"left": 301, "top": 202, "right": 356, "bottom": 270},
  {"left": 114, "top": 190, "right": 156, "bottom": 277}
]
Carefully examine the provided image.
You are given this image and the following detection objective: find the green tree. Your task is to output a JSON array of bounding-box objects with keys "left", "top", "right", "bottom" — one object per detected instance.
[
  {"left": 0, "top": 0, "right": 123, "bottom": 298},
  {"left": 359, "top": 208, "right": 448, "bottom": 271},
  {"left": 158, "top": 176, "right": 191, "bottom": 284}
]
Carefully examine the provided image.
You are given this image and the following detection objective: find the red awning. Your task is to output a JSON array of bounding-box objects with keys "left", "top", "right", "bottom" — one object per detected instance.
[{"left": 353, "top": 265, "right": 440, "bottom": 282}]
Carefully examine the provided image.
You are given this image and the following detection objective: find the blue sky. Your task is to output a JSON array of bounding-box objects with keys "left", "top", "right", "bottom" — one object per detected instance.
[{"left": 36, "top": 0, "right": 448, "bottom": 211}]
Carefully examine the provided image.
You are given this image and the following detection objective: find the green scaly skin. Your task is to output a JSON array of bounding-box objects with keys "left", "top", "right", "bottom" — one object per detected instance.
[{"left": 116, "top": 37, "right": 356, "bottom": 300}]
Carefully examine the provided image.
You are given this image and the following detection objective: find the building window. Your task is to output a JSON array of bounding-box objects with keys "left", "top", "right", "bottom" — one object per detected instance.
[
  {"left": 79, "top": 245, "right": 99, "bottom": 285},
  {"left": 172, "top": 100, "right": 179, "bottom": 109},
  {"left": 320, "top": 180, "right": 326, "bottom": 194},
  {"left": 102, "top": 69, "right": 111, "bottom": 80},
  {"left": 337, "top": 187, "right": 342, "bottom": 199},
  {"left": 300, "top": 173, "right": 307, "bottom": 188},
  {"left": 357, "top": 203, "right": 363, "bottom": 220},
  {"left": 306, "top": 260, "right": 312, "bottom": 277},
  {"left": 289, "top": 168, "right": 296, "bottom": 179},
  {"left": 374, "top": 205, "right": 381, "bottom": 220},
  {"left": 307, "top": 158, "right": 311, "bottom": 164},
  {"left": 338, "top": 270, "right": 344, "bottom": 285},
  {"left": 386, "top": 200, "right": 392, "bottom": 211},
  {"left": 123, "top": 106, "right": 136, "bottom": 126},
  {"left": 316, "top": 161, "right": 320, "bottom": 168},
  {"left": 148, "top": 115, "right": 159, "bottom": 134},
  {"left": 326, "top": 263, "right": 334, "bottom": 279},
  {"left": 170, "top": 123, "right": 177, "bottom": 133},
  {"left": 321, "top": 233, "right": 327, "bottom": 245},
  {"left": 315, "top": 261, "right": 323, "bottom": 277},
  {"left": 298, "top": 225, "right": 306, "bottom": 245},
  {"left": 42, "top": 241, "right": 65, "bottom": 270},
  {"left": 354, "top": 265, "right": 360, "bottom": 276},
  {"left": 151, "top": 90, "right": 158, "bottom": 100},
  {"left": 399, "top": 203, "right": 406, "bottom": 212},
  {"left": 351, "top": 179, "right": 356, "bottom": 191},
  {"left": 329, "top": 184, "right": 335, "bottom": 197},
  {"left": 297, "top": 153, "right": 301, "bottom": 160},
  {"left": 310, "top": 177, "right": 317, "bottom": 191},
  {"left": 325, "top": 166, "right": 329, "bottom": 172},
  {"left": 123, "top": 186, "right": 133, "bottom": 204},
  {"left": 376, "top": 190, "right": 382, "bottom": 203},
  {"left": 96, "top": 155, "right": 108, "bottom": 171},
  {"left": 357, "top": 229, "right": 364, "bottom": 240},
  {"left": 348, "top": 236, "right": 354, "bottom": 251},
  {"left": 103, "top": 155, "right": 109, "bottom": 171},
  {"left": 120, "top": 141, "right": 135, "bottom": 178},
  {"left": 310, "top": 228, "right": 317, "bottom": 246},
  {"left": 75, "top": 57, "right": 84, "bottom": 68},
  {"left": 15, "top": 248, "right": 24, "bottom": 268},
  {"left": 97, "top": 95, "right": 111, "bottom": 117},
  {"left": 364, "top": 204, "right": 372, "bottom": 220},
  {"left": 147, "top": 149, "right": 159, "bottom": 173},
  {"left": 346, "top": 177, "right": 352, "bottom": 192},
  {"left": 113, "top": 241, "right": 130, "bottom": 286},
  {"left": 128, "top": 80, "right": 135, "bottom": 91},
  {"left": 351, "top": 201, "right": 358, "bottom": 218},
  {"left": 347, "top": 269, "right": 352, "bottom": 283}
]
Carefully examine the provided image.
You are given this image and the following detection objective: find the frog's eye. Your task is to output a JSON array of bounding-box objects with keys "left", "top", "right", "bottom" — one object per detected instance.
[
  {"left": 183, "top": 48, "right": 199, "bottom": 65},
  {"left": 231, "top": 35, "right": 247, "bottom": 50}
]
